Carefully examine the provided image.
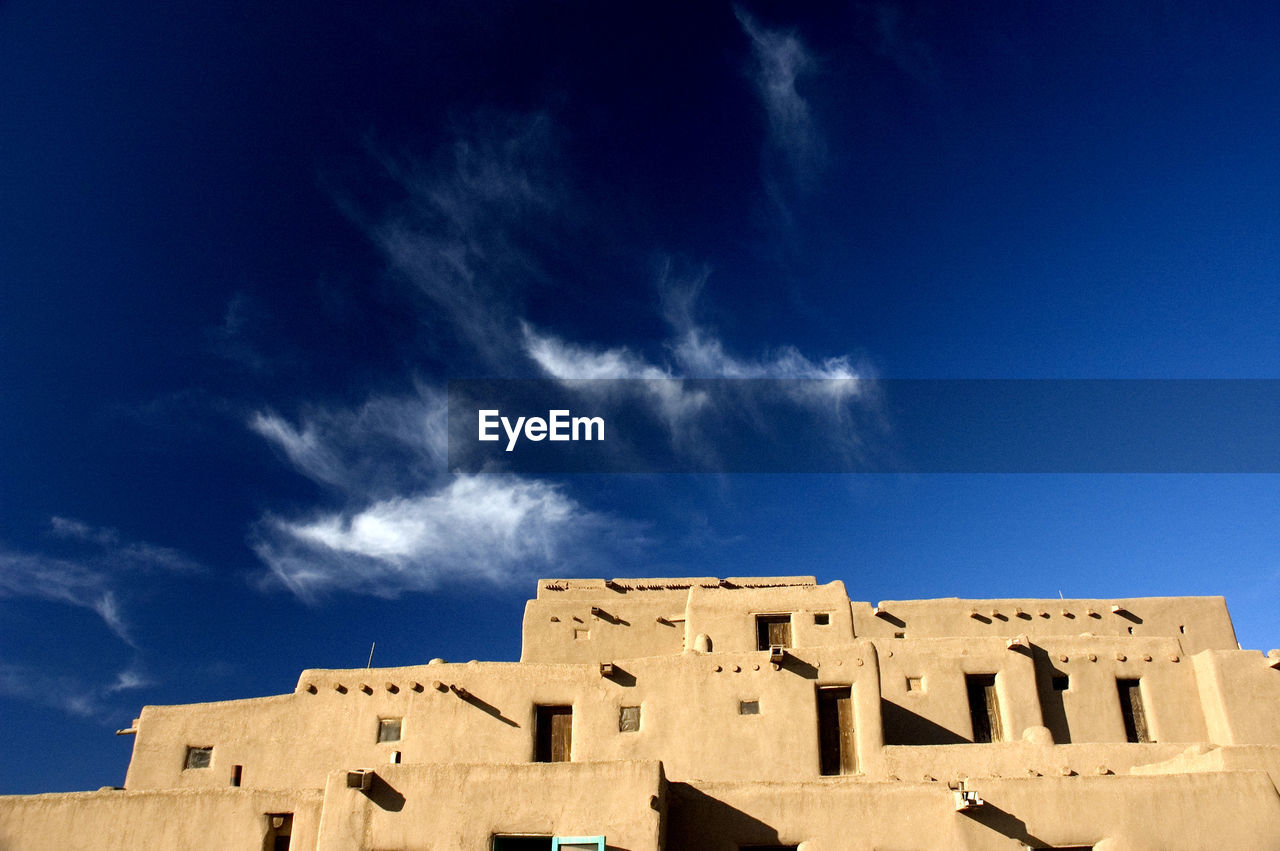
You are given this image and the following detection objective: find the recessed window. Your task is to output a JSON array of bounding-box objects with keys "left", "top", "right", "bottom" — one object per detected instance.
[
  {"left": 265, "top": 813, "right": 292, "bottom": 851},
  {"left": 618, "top": 705, "right": 640, "bottom": 732},
  {"left": 814, "top": 612, "right": 830, "bottom": 625},
  {"left": 493, "top": 838, "right": 605, "bottom": 851},
  {"left": 377, "top": 718, "right": 402, "bottom": 743},
  {"left": 817, "top": 685, "right": 856, "bottom": 776},
  {"left": 894, "top": 631, "right": 906, "bottom": 639},
  {"left": 739, "top": 700, "right": 760, "bottom": 715},
  {"left": 1117, "top": 679, "right": 1152, "bottom": 743},
  {"left": 574, "top": 629, "right": 590, "bottom": 640},
  {"left": 231, "top": 764, "right": 242, "bottom": 786},
  {"left": 1052, "top": 676, "right": 1069, "bottom": 692},
  {"left": 906, "top": 677, "right": 922, "bottom": 692},
  {"left": 965, "top": 674, "right": 1003, "bottom": 743},
  {"left": 493, "top": 838, "right": 551, "bottom": 851},
  {"left": 184, "top": 746, "right": 212, "bottom": 769},
  {"left": 756, "top": 614, "right": 792, "bottom": 650},
  {"left": 535, "top": 705, "right": 573, "bottom": 762}
]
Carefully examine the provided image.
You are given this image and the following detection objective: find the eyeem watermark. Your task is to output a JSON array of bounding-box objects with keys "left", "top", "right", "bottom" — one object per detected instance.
[{"left": 478, "top": 409, "right": 605, "bottom": 451}]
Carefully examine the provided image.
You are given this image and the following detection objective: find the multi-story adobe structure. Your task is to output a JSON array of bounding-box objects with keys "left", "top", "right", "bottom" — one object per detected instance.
[{"left": 2, "top": 576, "right": 1279, "bottom": 849}]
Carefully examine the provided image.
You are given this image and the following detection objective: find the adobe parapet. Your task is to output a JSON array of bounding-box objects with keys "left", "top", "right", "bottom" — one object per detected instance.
[{"left": 523, "top": 577, "right": 1239, "bottom": 663}]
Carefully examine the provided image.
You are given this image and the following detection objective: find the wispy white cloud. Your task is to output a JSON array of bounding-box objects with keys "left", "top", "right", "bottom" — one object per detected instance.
[
  {"left": 250, "top": 384, "right": 448, "bottom": 497},
  {"left": 523, "top": 264, "right": 870, "bottom": 401},
  {"left": 0, "top": 519, "right": 197, "bottom": 646},
  {"left": 50, "top": 516, "right": 197, "bottom": 574},
  {"left": 249, "top": 110, "right": 874, "bottom": 600},
  {"left": 734, "top": 7, "right": 826, "bottom": 186},
  {"left": 370, "top": 113, "right": 559, "bottom": 366},
  {"left": 0, "top": 660, "right": 150, "bottom": 720},
  {"left": 252, "top": 474, "right": 629, "bottom": 600}
]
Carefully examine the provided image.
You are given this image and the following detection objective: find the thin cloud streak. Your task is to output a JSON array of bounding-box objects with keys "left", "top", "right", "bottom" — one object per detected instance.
[
  {"left": 251, "top": 385, "right": 448, "bottom": 498},
  {"left": 734, "top": 7, "right": 826, "bottom": 186},
  {"left": 0, "top": 661, "right": 150, "bottom": 720},
  {"left": 0, "top": 519, "right": 198, "bottom": 647},
  {"left": 370, "top": 114, "right": 559, "bottom": 366}
]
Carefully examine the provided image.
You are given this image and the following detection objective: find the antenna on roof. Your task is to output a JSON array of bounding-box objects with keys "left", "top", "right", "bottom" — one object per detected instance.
[
  {"left": 1058, "top": 590, "right": 1064, "bottom": 599},
  {"left": 367, "top": 642, "right": 376, "bottom": 669}
]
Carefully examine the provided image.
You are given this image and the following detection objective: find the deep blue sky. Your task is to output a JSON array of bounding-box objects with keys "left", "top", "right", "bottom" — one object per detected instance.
[{"left": 2, "top": 1, "right": 1278, "bottom": 793}]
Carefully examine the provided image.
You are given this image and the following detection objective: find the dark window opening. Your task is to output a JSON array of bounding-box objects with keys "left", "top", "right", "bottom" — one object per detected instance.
[
  {"left": 739, "top": 700, "right": 760, "bottom": 715},
  {"left": 263, "top": 813, "right": 292, "bottom": 851},
  {"left": 377, "top": 718, "right": 402, "bottom": 743},
  {"left": 965, "top": 674, "right": 1003, "bottom": 743},
  {"left": 1052, "top": 676, "right": 1069, "bottom": 691},
  {"left": 619, "top": 705, "right": 640, "bottom": 732},
  {"left": 535, "top": 705, "right": 573, "bottom": 762},
  {"left": 1117, "top": 679, "right": 1151, "bottom": 743},
  {"left": 893, "top": 631, "right": 905, "bottom": 639},
  {"left": 492, "top": 837, "right": 552, "bottom": 851},
  {"left": 814, "top": 612, "right": 830, "bottom": 625},
  {"left": 184, "top": 746, "right": 212, "bottom": 770},
  {"left": 756, "top": 614, "right": 792, "bottom": 650},
  {"left": 231, "top": 764, "right": 242, "bottom": 787},
  {"left": 817, "top": 685, "right": 856, "bottom": 776}
]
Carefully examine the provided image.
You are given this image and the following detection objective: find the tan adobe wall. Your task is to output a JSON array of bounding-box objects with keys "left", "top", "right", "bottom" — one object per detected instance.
[
  {"left": 1192, "top": 649, "right": 1280, "bottom": 745},
  {"left": 121, "top": 638, "right": 1267, "bottom": 795},
  {"left": 125, "top": 648, "right": 881, "bottom": 791},
  {"left": 670, "top": 771, "right": 1280, "bottom": 849},
  {"left": 314, "top": 761, "right": 664, "bottom": 850},
  {"left": 856, "top": 596, "right": 1238, "bottom": 653},
  {"left": 523, "top": 578, "right": 852, "bottom": 663},
  {"left": 0, "top": 787, "right": 321, "bottom": 851}
]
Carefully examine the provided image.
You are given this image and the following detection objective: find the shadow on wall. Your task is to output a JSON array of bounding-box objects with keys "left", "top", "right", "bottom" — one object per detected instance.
[
  {"left": 962, "top": 800, "right": 1051, "bottom": 847},
  {"left": 667, "top": 783, "right": 782, "bottom": 850},
  {"left": 880, "top": 700, "right": 969, "bottom": 746},
  {"left": 779, "top": 654, "right": 819, "bottom": 679},
  {"left": 1031, "top": 645, "right": 1071, "bottom": 744},
  {"left": 366, "top": 775, "right": 405, "bottom": 812},
  {"left": 457, "top": 688, "right": 523, "bottom": 727}
]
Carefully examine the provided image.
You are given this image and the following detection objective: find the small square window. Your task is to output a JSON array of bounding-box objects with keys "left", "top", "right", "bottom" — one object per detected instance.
[
  {"left": 906, "top": 676, "right": 922, "bottom": 691},
  {"left": 619, "top": 705, "right": 641, "bottom": 732},
  {"left": 739, "top": 700, "right": 760, "bottom": 715},
  {"left": 1052, "top": 676, "right": 1069, "bottom": 692},
  {"left": 377, "top": 718, "right": 402, "bottom": 743},
  {"left": 893, "top": 631, "right": 906, "bottom": 639},
  {"left": 184, "top": 746, "right": 212, "bottom": 769},
  {"left": 574, "top": 628, "right": 590, "bottom": 640},
  {"left": 814, "top": 612, "right": 830, "bottom": 625}
]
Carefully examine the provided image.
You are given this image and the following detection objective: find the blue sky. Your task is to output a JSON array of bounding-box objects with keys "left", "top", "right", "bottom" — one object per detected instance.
[{"left": 2, "top": 1, "right": 1278, "bottom": 793}]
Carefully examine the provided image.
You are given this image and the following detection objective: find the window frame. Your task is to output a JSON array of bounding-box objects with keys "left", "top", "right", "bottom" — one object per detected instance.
[
  {"left": 377, "top": 717, "right": 403, "bottom": 743},
  {"left": 183, "top": 746, "right": 213, "bottom": 770}
]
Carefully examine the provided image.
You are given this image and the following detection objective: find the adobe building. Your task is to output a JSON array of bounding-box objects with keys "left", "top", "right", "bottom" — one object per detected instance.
[{"left": 2, "top": 576, "right": 1279, "bottom": 849}]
